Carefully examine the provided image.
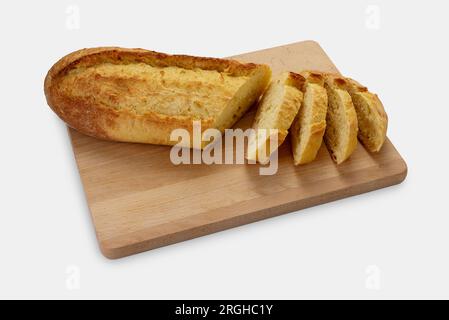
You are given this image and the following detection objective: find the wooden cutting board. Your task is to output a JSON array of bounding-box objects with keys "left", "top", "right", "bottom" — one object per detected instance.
[{"left": 69, "top": 40, "right": 407, "bottom": 259}]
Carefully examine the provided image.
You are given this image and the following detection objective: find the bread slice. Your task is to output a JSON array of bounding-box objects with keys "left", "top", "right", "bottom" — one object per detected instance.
[
  {"left": 339, "top": 78, "right": 388, "bottom": 152},
  {"left": 290, "top": 71, "right": 328, "bottom": 165},
  {"left": 323, "top": 74, "right": 358, "bottom": 164},
  {"left": 44, "top": 47, "right": 271, "bottom": 148},
  {"left": 247, "top": 72, "right": 304, "bottom": 164}
]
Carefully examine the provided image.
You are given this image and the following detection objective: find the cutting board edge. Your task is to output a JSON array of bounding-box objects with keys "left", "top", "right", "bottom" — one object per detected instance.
[{"left": 98, "top": 158, "right": 407, "bottom": 259}]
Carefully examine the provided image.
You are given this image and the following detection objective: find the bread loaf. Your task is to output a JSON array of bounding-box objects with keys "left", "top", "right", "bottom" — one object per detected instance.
[{"left": 44, "top": 47, "right": 272, "bottom": 148}]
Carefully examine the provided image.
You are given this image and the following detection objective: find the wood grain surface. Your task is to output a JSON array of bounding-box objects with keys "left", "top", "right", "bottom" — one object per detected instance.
[{"left": 68, "top": 40, "right": 407, "bottom": 259}]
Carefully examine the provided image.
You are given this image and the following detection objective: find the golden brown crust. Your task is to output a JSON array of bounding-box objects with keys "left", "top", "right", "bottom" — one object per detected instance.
[
  {"left": 323, "top": 73, "right": 351, "bottom": 90},
  {"left": 284, "top": 71, "right": 306, "bottom": 91},
  {"left": 299, "top": 70, "right": 325, "bottom": 87},
  {"left": 44, "top": 47, "right": 271, "bottom": 146},
  {"left": 345, "top": 77, "right": 368, "bottom": 92}
]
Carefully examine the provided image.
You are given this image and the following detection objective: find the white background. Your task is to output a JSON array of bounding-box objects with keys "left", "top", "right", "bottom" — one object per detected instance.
[{"left": 0, "top": 0, "right": 448, "bottom": 299}]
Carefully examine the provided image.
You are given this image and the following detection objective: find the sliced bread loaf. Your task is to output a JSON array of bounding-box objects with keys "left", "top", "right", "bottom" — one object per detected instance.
[
  {"left": 323, "top": 74, "right": 359, "bottom": 164},
  {"left": 290, "top": 71, "right": 328, "bottom": 165},
  {"left": 247, "top": 72, "right": 304, "bottom": 164},
  {"left": 44, "top": 47, "right": 272, "bottom": 148}
]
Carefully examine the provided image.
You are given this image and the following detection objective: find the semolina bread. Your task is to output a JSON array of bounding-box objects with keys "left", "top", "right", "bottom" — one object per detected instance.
[
  {"left": 290, "top": 71, "right": 328, "bottom": 165},
  {"left": 339, "top": 77, "right": 388, "bottom": 152},
  {"left": 323, "top": 74, "right": 359, "bottom": 164},
  {"left": 44, "top": 47, "right": 272, "bottom": 148},
  {"left": 247, "top": 72, "right": 305, "bottom": 164}
]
